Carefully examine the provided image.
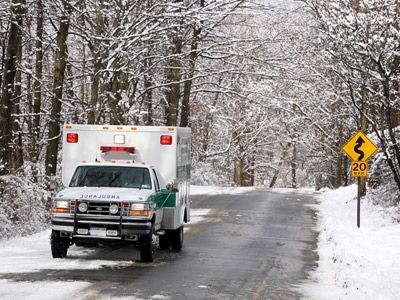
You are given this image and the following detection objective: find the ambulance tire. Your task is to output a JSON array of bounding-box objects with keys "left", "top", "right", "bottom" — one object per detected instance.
[
  {"left": 170, "top": 226, "right": 183, "bottom": 251},
  {"left": 158, "top": 233, "right": 171, "bottom": 250},
  {"left": 51, "top": 230, "right": 69, "bottom": 258},
  {"left": 139, "top": 227, "right": 154, "bottom": 263}
]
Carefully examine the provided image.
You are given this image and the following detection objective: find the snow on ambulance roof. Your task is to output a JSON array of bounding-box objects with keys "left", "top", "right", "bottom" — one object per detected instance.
[
  {"left": 64, "top": 124, "right": 190, "bottom": 133},
  {"left": 74, "top": 161, "right": 152, "bottom": 168}
]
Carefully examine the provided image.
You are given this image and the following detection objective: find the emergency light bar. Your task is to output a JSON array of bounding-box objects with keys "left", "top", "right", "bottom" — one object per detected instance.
[{"left": 100, "top": 146, "right": 135, "bottom": 153}]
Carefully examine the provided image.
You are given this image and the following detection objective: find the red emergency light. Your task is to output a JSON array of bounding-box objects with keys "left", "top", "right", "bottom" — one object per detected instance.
[
  {"left": 100, "top": 146, "right": 135, "bottom": 153},
  {"left": 66, "top": 133, "right": 79, "bottom": 143},
  {"left": 160, "top": 135, "right": 172, "bottom": 145}
]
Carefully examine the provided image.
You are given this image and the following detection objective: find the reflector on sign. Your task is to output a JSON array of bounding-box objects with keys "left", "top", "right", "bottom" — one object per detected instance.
[
  {"left": 160, "top": 135, "right": 172, "bottom": 145},
  {"left": 114, "top": 134, "right": 125, "bottom": 144},
  {"left": 66, "top": 133, "right": 78, "bottom": 143},
  {"left": 100, "top": 146, "right": 135, "bottom": 153}
]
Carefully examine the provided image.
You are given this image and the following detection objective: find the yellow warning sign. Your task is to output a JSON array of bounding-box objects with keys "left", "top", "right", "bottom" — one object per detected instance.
[
  {"left": 342, "top": 131, "right": 378, "bottom": 162},
  {"left": 351, "top": 161, "right": 368, "bottom": 177}
]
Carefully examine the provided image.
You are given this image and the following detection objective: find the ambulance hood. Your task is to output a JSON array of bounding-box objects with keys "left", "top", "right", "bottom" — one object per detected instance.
[{"left": 55, "top": 187, "right": 154, "bottom": 202}]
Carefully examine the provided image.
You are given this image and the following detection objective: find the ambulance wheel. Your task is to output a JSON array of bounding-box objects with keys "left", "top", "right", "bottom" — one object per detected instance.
[
  {"left": 170, "top": 226, "right": 183, "bottom": 251},
  {"left": 158, "top": 232, "right": 170, "bottom": 250},
  {"left": 139, "top": 228, "right": 154, "bottom": 262},
  {"left": 51, "top": 230, "right": 69, "bottom": 258}
]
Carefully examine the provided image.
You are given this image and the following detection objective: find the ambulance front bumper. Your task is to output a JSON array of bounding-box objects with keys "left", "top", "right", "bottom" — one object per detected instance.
[{"left": 51, "top": 214, "right": 152, "bottom": 238}]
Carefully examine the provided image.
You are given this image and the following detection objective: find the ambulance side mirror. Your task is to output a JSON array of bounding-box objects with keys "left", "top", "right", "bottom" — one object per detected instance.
[{"left": 166, "top": 183, "right": 179, "bottom": 193}]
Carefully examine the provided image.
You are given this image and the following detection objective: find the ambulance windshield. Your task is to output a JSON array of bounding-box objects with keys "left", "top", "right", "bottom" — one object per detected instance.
[{"left": 69, "top": 166, "right": 152, "bottom": 189}]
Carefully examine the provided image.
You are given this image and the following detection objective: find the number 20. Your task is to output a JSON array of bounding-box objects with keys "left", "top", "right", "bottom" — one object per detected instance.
[{"left": 353, "top": 162, "right": 367, "bottom": 171}]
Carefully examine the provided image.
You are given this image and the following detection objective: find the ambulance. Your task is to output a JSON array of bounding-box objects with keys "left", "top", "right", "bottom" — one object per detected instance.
[{"left": 50, "top": 125, "right": 191, "bottom": 262}]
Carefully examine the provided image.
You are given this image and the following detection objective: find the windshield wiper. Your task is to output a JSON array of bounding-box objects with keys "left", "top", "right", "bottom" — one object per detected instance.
[{"left": 109, "top": 172, "right": 122, "bottom": 187}]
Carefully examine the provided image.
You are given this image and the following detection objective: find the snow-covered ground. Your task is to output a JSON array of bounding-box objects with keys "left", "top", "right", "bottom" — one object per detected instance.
[
  {"left": 0, "top": 207, "right": 211, "bottom": 300},
  {"left": 1, "top": 185, "right": 399, "bottom": 299},
  {"left": 300, "top": 185, "right": 400, "bottom": 299},
  {"left": 190, "top": 185, "right": 257, "bottom": 195}
]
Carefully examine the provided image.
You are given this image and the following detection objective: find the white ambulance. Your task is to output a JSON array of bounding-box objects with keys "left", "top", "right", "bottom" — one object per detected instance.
[{"left": 51, "top": 125, "right": 191, "bottom": 262}]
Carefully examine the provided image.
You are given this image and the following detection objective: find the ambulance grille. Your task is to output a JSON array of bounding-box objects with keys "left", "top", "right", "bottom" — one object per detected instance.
[{"left": 71, "top": 201, "right": 123, "bottom": 216}]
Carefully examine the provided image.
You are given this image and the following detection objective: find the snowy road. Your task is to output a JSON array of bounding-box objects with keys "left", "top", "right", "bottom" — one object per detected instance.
[{"left": 0, "top": 190, "right": 318, "bottom": 300}]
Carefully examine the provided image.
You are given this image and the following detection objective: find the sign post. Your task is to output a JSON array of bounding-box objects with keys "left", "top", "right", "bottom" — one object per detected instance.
[{"left": 342, "top": 131, "right": 378, "bottom": 228}]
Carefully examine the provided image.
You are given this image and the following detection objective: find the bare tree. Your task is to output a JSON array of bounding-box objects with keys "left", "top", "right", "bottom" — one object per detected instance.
[
  {"left": 44, "top": 0, "right": 72, "bottom": 177},
  {"left": 0, "top": 0, "right": 25, "bottom": 175}
]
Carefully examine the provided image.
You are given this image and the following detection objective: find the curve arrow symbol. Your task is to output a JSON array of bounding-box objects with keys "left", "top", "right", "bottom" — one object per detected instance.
[{"left": 354, "top": 136, "right": 365, "bottom": 161}]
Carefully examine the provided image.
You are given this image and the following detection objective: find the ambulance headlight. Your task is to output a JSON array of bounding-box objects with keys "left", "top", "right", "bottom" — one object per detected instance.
[
  {"left": 129, "top": 203, "right": 151, "bottom": 216},
  {"left": 52, "top": 200, "right": 70, "bottom": 213},
  {"left": 130, "top": 203, "right": 149, "bottom": 211},
  {"left": 78, "top": 202, "right": 88, "bottom": 213},
  {"left": 109, "top": 204, "right": 119, "bottom": 214},
  {"left": 56, "top": 200, "right": 69, "bottom": 209}
]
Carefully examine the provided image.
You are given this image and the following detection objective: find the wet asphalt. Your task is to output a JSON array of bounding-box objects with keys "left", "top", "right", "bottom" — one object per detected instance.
[{"left": 1, "top": 190, "right": 318, "bottom": 300}]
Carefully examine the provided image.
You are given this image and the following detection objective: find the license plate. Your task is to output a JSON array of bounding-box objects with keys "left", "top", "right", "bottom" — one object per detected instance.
[{"left": 90, "top": 227, "right": 106, "bottom": 237}]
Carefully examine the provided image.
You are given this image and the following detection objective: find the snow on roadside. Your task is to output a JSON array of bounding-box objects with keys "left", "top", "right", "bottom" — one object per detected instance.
[
  {"left": 270, "top": 187, "right": 316, "bottom": 194},
  {"left": 190, "top": 184, "right": 317, "bottom": 196},
  {"left": 190, "top": 185, "right": 256, "bottom": 195},
  {"left": 0, "top": 207, "right": 211, "bottom": 299},
  {"left": 188, "top": 209, "right": 212, "bottom": 226},
  {"left": 300, "top": 185, "right": 400, "bottom": 299},
  {"left": 0, "top": 280, "right": 90, "bottom": 300},
  {"left": 0, "top": 230, "right": 135, "bottom": 274}
]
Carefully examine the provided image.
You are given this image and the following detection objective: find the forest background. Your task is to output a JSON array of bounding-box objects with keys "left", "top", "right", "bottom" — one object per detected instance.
[{"left": 0, "top": 0, "right": 399, "bottom": 237}]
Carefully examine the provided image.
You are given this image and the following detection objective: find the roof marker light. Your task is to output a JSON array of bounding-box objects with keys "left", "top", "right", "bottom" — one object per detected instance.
[
  {"left": 114, "top": 134, "right": 125, "bottom": 144},
  {"left": 161, "top": 135, "right": 172, "bottom": 145},
  {"left": 66, "top": 133, "right": 78, "bottom": 143}
]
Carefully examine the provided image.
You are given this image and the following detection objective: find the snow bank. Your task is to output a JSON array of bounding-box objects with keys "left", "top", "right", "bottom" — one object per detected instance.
[
  {"left": 269, "top": 187, "right": 316, "bottom": 194},
  {"left": 0, "top": 175, "right": 50, "bottom": 239},
  {"left": 187, "top": 208, "right": 212, "bottom": 226},
  {"left": 300, "top": 185, "right": 400, "bottom": 299},
  {"left": 0, "top": 206, "right": 208, "bottom": 274},
  {"left": 190, "top": 185, "right": 256, "bottom": 195},
  {"left": 0, "top": 208, "right": 210, "bottom": 299},
  {"left": 0, "top": 280, "right": 90, "bottom": 300},
  {"left": 0, "top": 231, "right": 135, "bottom": 274}
]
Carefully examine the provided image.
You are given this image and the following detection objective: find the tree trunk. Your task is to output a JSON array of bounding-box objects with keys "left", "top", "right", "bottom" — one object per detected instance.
[
  {"left": 291, "top": 143, "right": 297, "bottom": 188},
  {"left": 10, "top": 39, "right": 24, "bottom": 172},
  {"left": 0, "top": 0, "right": 25, "bottom": 175},
  {"left": 269, "top": 164, "right": 282, "bottom": 188},
  {"left": 108, "top": 72, "right": 127, "bottom": 125},
  {"left": 336, "top": 152, "right": 343, "bottom": 188},
  {"left": 44, "top": 0, "right": 71, "bottom": 177},
  {"left": 87, "top": 57, "right": 101, "bottom": 124},
  {"left": 165, "top": 35, "right": 182, "bottom": 126},
  {"left": 234, "top": 158, "right": 244, "bottom": 186},
  {"left": 180, "top": 37, "right": 197, "bottom": 128},
  {"left": 31, "top": 0, "right": 44, "bottom": 162},
  {"left": 180, "top": 1, "right": 203, "bottom": 128},
  {"left": 144, "top": 57, "right": 153, "bottom": 125},
  {"left": 165, "top": 0, "right": 184, "bottom": 127},
  {"left": 335, "top": 122, "right": 344, "bottom": 188},
  {"left": 200, "top": 75, "right": 223, "bottom": 160},
  {"left": 383, "top": 77, "right": 400, "bottom": 191}
]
